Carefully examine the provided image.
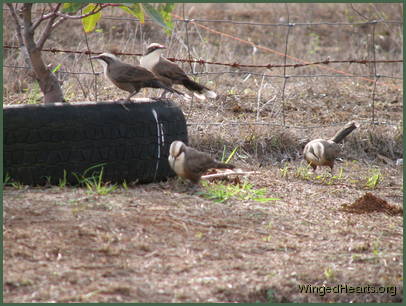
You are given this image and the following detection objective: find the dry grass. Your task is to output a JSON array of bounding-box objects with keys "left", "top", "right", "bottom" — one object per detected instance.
[{"left": 3, "top": 3, "right": 403, "bottom": 303}]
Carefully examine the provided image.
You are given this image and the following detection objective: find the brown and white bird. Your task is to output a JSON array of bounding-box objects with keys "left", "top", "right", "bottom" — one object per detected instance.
[
  {"left": 140, "top": 43, "right": 217, "bottom": 100},
  {"left": 168, "top": 140, "right": 235, "bottom": 184},
  {"left": 91, "top": 52, "right": 188, "bottom": 100},
  {"left": 303, "top": 121, "right": 359, "bottom": 173}
]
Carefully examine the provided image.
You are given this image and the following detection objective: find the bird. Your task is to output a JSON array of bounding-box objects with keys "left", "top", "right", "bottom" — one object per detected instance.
[
  {"left": 140, "top": 43, "right": 217, "bottom": 100},
  {"left": 303, "top": 121, "right": 359, "bottom": 173},
  {"left": 91, "top": 52, "right": 188, "bottom": 101},
  {"left": 168, "top": 140, "right": 235, "bottom": 184}
]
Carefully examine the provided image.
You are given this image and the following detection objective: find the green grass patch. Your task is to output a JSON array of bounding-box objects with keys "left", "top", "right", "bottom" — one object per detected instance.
[
  {"left": 364, "top": 168, "right": 382, "bottom": 189},
  {"left": 294, "top": 165, "right": 344, "bottom": 185},
  {"left": 73, "top": 164, "right": 118, "bottom": 195},
  {"left": 199, "top": 180, "right": 280, "bottom": 203}
]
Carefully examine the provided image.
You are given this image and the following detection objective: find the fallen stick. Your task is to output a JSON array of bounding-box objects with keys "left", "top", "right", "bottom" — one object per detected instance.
[{"left": 201, "top": 170, "right": 259, "bottom": 180}]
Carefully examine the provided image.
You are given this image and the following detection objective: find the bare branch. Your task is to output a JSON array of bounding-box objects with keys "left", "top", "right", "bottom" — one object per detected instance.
[
  {"left": 21, "top": 3, "right": 34, "bottom": 33},
  {"left": 6, "top": 3, "right": 24, "bottom": 47},
  {"left": 54, "top": 3, "right": 105, "bottom": 20},
  {"left": 51, "top": 17, "right": 66, "bottom": 31},
  {"left": 36, "top": 3, "right": 62, "bottom": 50},
  {"left": 31, "top": 5, "right": 48, "bottom": 32},
  {"left": 350, "top": 4, "right": 370, "bottom": 21}
]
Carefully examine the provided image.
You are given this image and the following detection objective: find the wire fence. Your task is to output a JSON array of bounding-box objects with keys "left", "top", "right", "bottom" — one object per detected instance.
[{"left": 3, "top": 5, "right": 403, "bottom": 130}]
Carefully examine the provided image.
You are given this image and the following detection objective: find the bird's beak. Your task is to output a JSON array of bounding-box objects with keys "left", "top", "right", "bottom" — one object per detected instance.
[
  {"left": 90, "top": 55, "right": 100, "bottom": 60},
  {"left": 159, "top": 45, "right": 166, "bottom": 49}
]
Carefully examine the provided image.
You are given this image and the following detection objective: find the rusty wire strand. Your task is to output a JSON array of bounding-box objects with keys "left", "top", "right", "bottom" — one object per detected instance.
[{"left": 3, "top": 45, "right": 402, "bottom": 68}]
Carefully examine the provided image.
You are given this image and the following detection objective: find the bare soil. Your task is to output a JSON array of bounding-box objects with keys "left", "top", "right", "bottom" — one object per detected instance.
[
  {"left": 3, "top": 161, "right": 403, "bottom": 303},
  {"left": 3, "top": 3, "right": 403, "bottom": 303}
]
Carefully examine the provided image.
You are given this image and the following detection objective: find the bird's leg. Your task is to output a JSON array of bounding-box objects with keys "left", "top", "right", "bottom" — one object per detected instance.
[
  {"left": 160, "top": 89, "right": 169, "bottom": 100},
  {"left": 127, "top": 90, "right": 138, "bottom": 101},
  {"left": 329, "top": 163, "right": 335, "bottom": 176},
  {"left": 119, "top": 100, "right": 130, "bottom": 111},
  {"left": 310, "top": 163, "right": 317, "bottom": 174}
]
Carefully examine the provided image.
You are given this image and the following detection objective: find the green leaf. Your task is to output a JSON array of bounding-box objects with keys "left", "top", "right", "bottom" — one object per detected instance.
[
  {"left": 225, "top": 146, "right": 238, "bottom": 164},
  {"left": 51, "top": 63, "right": 62, "bottom": 73},
  {"left": 158, "top": 3, "right": 174, "bottom": 31},
  {"left": 62, "top": 3, "right": 86, "bottom": 14},
  {"left": 141, "top": 3, "right": 172, "bottom": 32},
  {"left": 120, "top": 4, "right": 144, "bottom": 23},
  {"left": 81, "top": 3, "right": 102, "bottom": 32}
]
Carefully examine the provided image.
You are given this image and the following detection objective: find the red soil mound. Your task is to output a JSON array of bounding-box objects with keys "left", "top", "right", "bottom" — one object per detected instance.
[{"left": 340, "top": 192, "right": 403, "bottom": 216}]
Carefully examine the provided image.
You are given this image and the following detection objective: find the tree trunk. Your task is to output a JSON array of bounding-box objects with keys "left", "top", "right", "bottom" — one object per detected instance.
[{"left": 21, "top": 4, "right": 65, "bottom": 103}]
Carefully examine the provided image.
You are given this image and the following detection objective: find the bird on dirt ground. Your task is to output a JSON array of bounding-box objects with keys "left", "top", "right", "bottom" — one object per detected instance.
[
  {"left": 303, "top": 121, "right": 359, "bottom": 173},
  {"left": 140, "top": 43, "right": 217, "bottom": 100},
  {"left": 168, "top": 140, "right": 235, "bottom": 184},
  {"left": 91, "top": 53, "right": 189, "bottom": 101}
]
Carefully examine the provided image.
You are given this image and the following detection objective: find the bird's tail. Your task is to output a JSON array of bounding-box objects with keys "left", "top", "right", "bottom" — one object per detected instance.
[
  {"left": 330, "top": 121, "right": 359, "bottom": 143},
  {"left": 150, "top": 79, "right": 191, "bottom": 101},
  {"left": 214, "top": 162, "right": 235, "bottom": 170},
  {"left": 182, "top": 78, "right": 217, "bottom": 100}
]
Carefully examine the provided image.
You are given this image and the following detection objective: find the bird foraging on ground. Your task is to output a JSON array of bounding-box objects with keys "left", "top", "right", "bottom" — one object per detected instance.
[
  {"left": 91, "top": 52, "right": 188, "bottom": 101},
  {"left": 303, "top": 121, "right": 359, "bottom": 173},
  {"left": 140, "top": 43, "right": 217, "bottom": 100},
  {"left": 168, "top": 140, "right": 235, "bottom": 184}
]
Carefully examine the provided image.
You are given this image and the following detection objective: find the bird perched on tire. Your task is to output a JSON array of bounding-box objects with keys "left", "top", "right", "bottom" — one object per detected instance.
[
  {"left": 91, "top": 53, "right": 189, "bottom": 101},
  {"left": 140, "top": 43, "right": 217, "bottom": 100},
  {"left": 303, "top": 121, "right": 359, "bottom": 173},
  {"left": 168, "top": 140, "right": 235, "bottom": 184}
]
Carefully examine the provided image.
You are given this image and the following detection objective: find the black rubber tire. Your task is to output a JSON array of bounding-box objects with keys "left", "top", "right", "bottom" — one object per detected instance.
[{"left": 4, "top": 100, "right": 188, "bottom": 186}]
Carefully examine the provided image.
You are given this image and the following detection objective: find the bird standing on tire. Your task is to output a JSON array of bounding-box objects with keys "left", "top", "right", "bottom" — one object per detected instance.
[
  {"left": 303, "top": 121, "right": 359, "bottom": 173},
  {"left": 140, "top": 43, "right": 217, "bottom": 100},
  {"left": 91, "top": 53, "right": 189, "bottom": 101},
  {"left": 168, "top": 140, "right": 235, "bottom": 184}
]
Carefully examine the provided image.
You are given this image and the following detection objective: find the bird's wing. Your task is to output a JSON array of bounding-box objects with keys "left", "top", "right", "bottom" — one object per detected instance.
[
  {"left": 323, "top": 142, "right": 341, "bottom": 161},
  {"left": 185, "top": 148, "right": 216, "bottom": 174},
  {"left": 113, "top": 63, "right": 156, "bottom": 83},
  {"left": 153, "top": 57, "right": 188, "bottom": 80}
]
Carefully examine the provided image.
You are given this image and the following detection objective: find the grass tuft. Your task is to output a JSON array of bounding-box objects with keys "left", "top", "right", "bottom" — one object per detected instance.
[
  {"left": 73, "top": 164, "right": 118, "bottom": 195},
  {"left": 199, "top": 180, "right": 280, "bottom": 203}
]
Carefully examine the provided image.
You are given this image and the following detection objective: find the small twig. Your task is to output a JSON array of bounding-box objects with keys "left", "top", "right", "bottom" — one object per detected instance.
[
  {"left": 54, "top": 3, "right": 105, "bottom": 20},
  {"left": 182, "top": 3, "right": 194, "bottom": 72},
  {"left": 350, "top": 4, "right": 370, "bottom": 21},
  {"left": 71, "top": 71, "right": 89, "bottom": 99},
  {"left": 82, "top": 14, "right": 98, "bottom": 102},
  {"left": 259, "top": 94, "right": 277, "bottom": 113},
  {"left": 281, "top": 4, "right": 292, "bottom": 127},
  {"left": 182, "top": 3, "right": 195, "bottom": 120},
  {"left": 31, "top": 6, "right": 49, "bottom": 32},
  {"left": 371, "top": 75, "right": 380, "bottom": 124},
  {"left": 256, "top": 74, "right": 266, "bottom": 120}
]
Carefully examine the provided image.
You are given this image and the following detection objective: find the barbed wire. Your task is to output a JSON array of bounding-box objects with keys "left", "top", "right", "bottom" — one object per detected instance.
[
  {"left": 3, "top": 45, "right": 403, "bottom": 70},
  {"left": 3, "top": 6, "right": 403, "bottom": 129},
  {"left": 3, "top": 65, "right": 402, "bottom": 81}
]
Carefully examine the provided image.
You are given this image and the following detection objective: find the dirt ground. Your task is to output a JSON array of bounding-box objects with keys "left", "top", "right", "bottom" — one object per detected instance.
[
  {"left": 3, "top": 2, "right": 403, "bottom": 303},
  {"left": 3, "top": 160, "right": 403, "bottom": 303}
]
